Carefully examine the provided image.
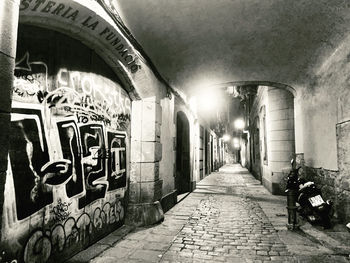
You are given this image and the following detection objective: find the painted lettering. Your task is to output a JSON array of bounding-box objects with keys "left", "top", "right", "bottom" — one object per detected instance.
[
  {"left": 66, "top": 10, "right": 79, "bottom": 21},
  {"left": 61, "top": 6, "right": 72, "bottom": 17},
  {"left": 99, "top": 27, "right": 110, "bottom": 36},
  {"left": 124, "top": 55, "right": 133, "bottom": 63},
  {"left": 127, "top": 58, "right": 136, "bottom": 65},
  {"left": 118, "top": 49, "right": 127, "bottom": 58},
  {"left": 88, "top": 21, "right": 99, "bottom": 30},
  {"left": 32, "top": 0, "right": 46, "bottom": 12},
  {"left": 20, "top": 1, "right": 140, "bottom": 74},
  {"left": 82, "top": 16, "right": 92, "bottom": 27},
  {"left": 111, "top": 37, "right": 121, "bottom": 46},
  {"left": 51, "top": 3, "right": 65, "bottom": 15},
  {"left": 20, "top": 0, "right": 32, "bottom": 11},
  {"left": 41, "top": 1, "right": 56, "bottom": 13},
  {"left": 115, "top": 44, "right": 124, "bottom": 51},
  {"left": 130, "top": 64, "right": 139, "bottom": 73},
  {"left": 106, "top": 32, "right": 115, "bottom": 41}
]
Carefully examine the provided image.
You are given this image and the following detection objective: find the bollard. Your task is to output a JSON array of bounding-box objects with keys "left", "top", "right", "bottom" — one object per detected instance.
[
  {"left": 285, "top": 159, "right": 299, "bottom": 230},
  {"left": 286, "top": 189, "right": 299, "bottom": 230}
]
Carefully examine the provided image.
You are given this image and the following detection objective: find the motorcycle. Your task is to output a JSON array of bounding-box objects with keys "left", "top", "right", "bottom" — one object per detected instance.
[{"left": 286, "top": 159, "right": 333, "bottom": 229}]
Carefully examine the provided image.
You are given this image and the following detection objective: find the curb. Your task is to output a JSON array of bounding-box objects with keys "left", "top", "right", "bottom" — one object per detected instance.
[
  {"left": 299, "top": 221, "right": 350, "bottom": 256},
  {"left": 66, "top": 225, "right": 136, "bottom": 263}
]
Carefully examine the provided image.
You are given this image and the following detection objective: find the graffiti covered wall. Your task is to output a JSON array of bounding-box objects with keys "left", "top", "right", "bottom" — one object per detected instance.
[{"left": 0, "top": 25, "right": 131, "bottom": 263}]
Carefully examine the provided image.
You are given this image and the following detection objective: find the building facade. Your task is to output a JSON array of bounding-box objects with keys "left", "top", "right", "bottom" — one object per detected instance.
[
  {"left": 0, "top": 1, "right": 225, "bottom": 262},
  {"left": 241, "top": 80, "right": 350, "bottom": 224}
]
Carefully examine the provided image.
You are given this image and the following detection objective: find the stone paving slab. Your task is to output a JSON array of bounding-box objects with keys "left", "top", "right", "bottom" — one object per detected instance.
[{"left": 66, "top": 164, "right": 350, "bottom": 263}]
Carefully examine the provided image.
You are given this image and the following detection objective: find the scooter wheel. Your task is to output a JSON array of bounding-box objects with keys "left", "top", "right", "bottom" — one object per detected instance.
[{"left": 322, "top": 215, "right": 331, "bottom": 229}]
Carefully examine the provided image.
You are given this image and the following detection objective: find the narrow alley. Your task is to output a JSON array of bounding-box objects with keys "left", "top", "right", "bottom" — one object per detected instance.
[
  {"left": 2, "top": 1, "right": 350, "bottom": 262},
  {"left": 69, "top": 165, "right": 350, "bottom": 263}
]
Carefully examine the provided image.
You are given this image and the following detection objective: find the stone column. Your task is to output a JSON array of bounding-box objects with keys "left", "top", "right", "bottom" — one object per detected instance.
[
  {"left": 0, "top": 0, "right": 19, "bottom": 239},
  {"left": 267, "top": 87, "right": 295, "bottom": 194},
  {"left": 126, "top": 98, "right": 164, "bottom": 226},
  {"left": 293, "top": 93, "right": 304, "bottom": 155}
]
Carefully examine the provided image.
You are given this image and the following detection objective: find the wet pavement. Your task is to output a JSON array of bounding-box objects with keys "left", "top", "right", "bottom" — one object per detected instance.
[{"left": 67, "top": 164, "right": 350, "bottom": 263}]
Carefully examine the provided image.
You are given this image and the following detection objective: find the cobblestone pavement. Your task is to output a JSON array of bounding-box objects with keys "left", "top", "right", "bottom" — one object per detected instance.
[
  {"left": 160, "top": 166, "right": 294, "bottom": 263},
  {"left": 162, "top": 196, "right": 293, "bottom": 262},
  {"left": 69, "top": 164, "right": 350, "bottom": 263}
]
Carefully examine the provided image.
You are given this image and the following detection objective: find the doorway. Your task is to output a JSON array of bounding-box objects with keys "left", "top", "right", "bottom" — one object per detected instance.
[
  {"left": 252, "top": 116, "right": 261, "bottom": 181},
  {"left": 176, "top": 111, "right": 191, "bottom": 195}
]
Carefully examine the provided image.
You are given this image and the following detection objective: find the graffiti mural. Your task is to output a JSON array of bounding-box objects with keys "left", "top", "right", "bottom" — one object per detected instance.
[
  {"left": 51, "top": 199, "right": 72, "bottom": 223},
  {"left": 2, "top": 27, "right": 131, "bottom": 263},
  {"left": 78, "top": 124, "right": 107, "bottom": 208},
  {"left": 9, "top": 107, "right": 52, "bottom": 220},
  {"left": 57, "top": 120, "right": 84, "bottom": 198},
  {"left": 21, "top": 200, "right": 124, "bottom": 263},
  {"left": 107, "top": 132, "right": 127, "bottom": 190}
]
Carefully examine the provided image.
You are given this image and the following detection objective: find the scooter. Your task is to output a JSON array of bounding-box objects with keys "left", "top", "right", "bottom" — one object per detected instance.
[
  {"left": 286, "top": 159, "right": 333, "bottom": 228},
  {"left": 297, "top": 177, "right": 333, "bottom": 228}
]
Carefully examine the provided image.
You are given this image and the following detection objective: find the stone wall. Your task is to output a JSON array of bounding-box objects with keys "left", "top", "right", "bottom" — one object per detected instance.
[
  {"left": 297, "top": 153, "right": 350, "bottom": 223},
  {"left": 336, "top": 121, "right": 350, "bottom": 222},
  {"left": 159, "top": 95, "right": 176, "bottom": 212},
  {"left": 294, "top": 33, "right": 350, "bottom": 223}
]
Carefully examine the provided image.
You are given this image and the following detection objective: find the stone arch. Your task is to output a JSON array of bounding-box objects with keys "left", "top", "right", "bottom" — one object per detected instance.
[
  {"left": 3, "top": 16, "right": 136, "bottom": 262},
  {"left": 18, "top": 0, "right": 166, "bottom": 229},
  {"left": 212, "top": 80, "right": 297, "bottom": 98},
  {"left": 18, "top": 0, "right": 159, "bottom": 100}
]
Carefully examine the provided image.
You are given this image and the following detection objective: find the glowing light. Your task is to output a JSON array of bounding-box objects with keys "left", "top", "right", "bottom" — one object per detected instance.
[
  {"left": 234, "top": 119, "right": 245, "bottom": 130},
  {"left": 197, "top": 89, "right": 220, "bottom": 112},
  {"left": 227, "top": 86, "right": 234, "bottom": 94},
  {"left": 222, "top": 134, "right": 230, "bottom": 142},
  {"left": 233, "top": 137, "right": 240, "bottom": 148},
  {"left": 189, "top": 97, "right": 197, "bottom": 113}
]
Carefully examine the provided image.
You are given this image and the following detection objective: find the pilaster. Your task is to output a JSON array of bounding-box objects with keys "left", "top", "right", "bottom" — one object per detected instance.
[
  {"left": 0, "top": 0, "right": 19, "bottom": 241},
  {"left": 127, "top": 99, "right": 164, "bottom": 226}
]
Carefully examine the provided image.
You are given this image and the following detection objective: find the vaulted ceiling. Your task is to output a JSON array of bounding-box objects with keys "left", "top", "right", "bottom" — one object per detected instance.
[{"left": 116, "top": 0, "right": 350, "bottom": 96}]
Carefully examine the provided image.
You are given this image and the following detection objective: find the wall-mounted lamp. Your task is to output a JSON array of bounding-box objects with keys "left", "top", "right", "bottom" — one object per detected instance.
[
  {"left": 233, "top": 137, "right": 240, "bottom": 148},
  {"left": 234, "top": 119, "right": 245, "bottom": 130},
  {"left": 222, "top": 134, "right": 230, "bottom": 142}
]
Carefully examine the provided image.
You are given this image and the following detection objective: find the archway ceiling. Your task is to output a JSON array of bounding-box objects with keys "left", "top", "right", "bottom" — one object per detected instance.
[{"left": 117, "top": 0, "right": 350, "bottom": 95}]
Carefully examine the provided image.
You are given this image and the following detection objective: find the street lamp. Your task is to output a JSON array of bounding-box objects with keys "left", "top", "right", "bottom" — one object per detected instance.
[
  {"left": 197, "top": 90, "right": 220, "bottom": 112},
  {"left": 222, "top": 134, "right": 230, "bottom": 142},
  {"left": 234, "top": 119, "right": 245, "bottom": 130},
  {"left": 233, "top": 137, "right": 240, "bottom": 148}
]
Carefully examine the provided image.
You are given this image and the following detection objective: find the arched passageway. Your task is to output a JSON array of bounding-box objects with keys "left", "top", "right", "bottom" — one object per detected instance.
[{"left": 175, "top": 111, "right": 191, "bottom": 195}]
